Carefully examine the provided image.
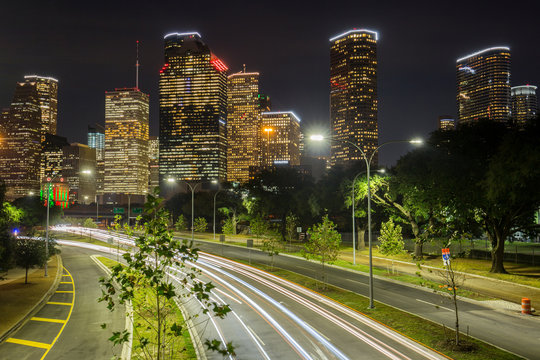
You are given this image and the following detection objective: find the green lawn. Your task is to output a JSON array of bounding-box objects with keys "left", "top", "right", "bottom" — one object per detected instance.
[{"left": 96, "top": 256, "right": 196, "bottom": 360}]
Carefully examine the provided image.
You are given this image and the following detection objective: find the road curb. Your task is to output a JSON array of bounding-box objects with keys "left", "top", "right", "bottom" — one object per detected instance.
[{"left": 0, "top": 254, "right": 63, "bottom": 343}]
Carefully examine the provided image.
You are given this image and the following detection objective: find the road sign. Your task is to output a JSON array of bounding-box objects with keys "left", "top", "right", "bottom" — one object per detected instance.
[
  {"left": 442, "top": 248, "right": 450, "bottom": 265},
  {"left": 297, "top": 227, "right": 302, "bottom": 233},
  {"left": 132, "top": 207, "right": 143, "bottom": 214},
  {"left": 113, "top": 207, "right": 125, "bottom": 214}
]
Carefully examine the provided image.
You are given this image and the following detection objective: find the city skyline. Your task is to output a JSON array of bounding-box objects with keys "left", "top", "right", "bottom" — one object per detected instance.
[{"left": 1, "top": 2, "right": 539, "bottom": 165}]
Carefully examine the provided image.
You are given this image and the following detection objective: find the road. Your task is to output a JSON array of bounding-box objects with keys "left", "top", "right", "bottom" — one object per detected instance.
[
  {"left": 55, "top": 228, "right": 447, "bottom": 359},
  {"left": 0, "top": 246, "right": 126, "bottom": 360}
]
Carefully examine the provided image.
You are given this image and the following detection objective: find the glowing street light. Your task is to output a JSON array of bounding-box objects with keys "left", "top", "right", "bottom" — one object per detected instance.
[{"left": 310, "top": 134, "right": 422, "bottom": 309}]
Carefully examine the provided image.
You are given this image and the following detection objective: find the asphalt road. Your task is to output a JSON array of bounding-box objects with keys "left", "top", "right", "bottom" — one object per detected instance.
[
  {"left": 191, "top": 238, "right": 539, "bottom": 360},
  {"left": 0, "top": 246, "right": 126, "bottom": 360}
]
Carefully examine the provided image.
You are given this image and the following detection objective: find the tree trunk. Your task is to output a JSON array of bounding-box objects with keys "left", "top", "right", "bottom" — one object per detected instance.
[
  {"left": 357, "top": 226, "right": 366, "bottom": 250},
  {"left": 25, "top": 266, "right": 28, "bottom": 284},
  {"left": 489, "top": 232, "right": 507, "bottom": 273},
  {"left": 414, "top": 240, "right": 423, "bottom": 260}
]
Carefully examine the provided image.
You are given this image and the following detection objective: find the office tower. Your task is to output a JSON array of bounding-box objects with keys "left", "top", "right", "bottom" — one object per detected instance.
[
  {"left": 104, "top": 88, "right": 149, "bottom": 200},
  {"left": 261, "top": 112, "right": 301, "bottom": 167},
  {"left": 88, "top": 124, "right": 105, "bottom": 196},
  {"left": 159, "top": 32, "right": 228, "bottom": 186},
  {"left": 227, "top": 70, "right": 261, "bottom": 182},
  {"left": 456, "top": 47, "right": 511, "bottom": 124},
  {"left": 330, "top": 29, "right": 379, "bottom": 167},
  {"left": 0, "top": 81, "right": 41, "bottom": 200},
  {"left": 41, "top": 133, "right": 69, "bottom": 180},
  {"left": 148, "top": 136, "right": 159, "bottom": 193},
  {"left": 511, "top": 85, "right": 538, "bottom": 125},
  {"left": 23, "top": 75, "right": 58, "bottom": 139},
  {"left": 62, "top": 143, "right": 96, "bottom": 204},
  {"left": 438, "top": 116, "right": 456, "bottom": 131}
]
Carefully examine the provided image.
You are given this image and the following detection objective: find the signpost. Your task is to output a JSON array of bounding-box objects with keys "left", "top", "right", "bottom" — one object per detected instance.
[{"left": 113, "top": 207, "right": 125, "bottom": 215}]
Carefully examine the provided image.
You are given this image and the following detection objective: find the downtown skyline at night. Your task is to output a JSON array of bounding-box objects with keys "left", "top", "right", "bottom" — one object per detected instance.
[{"left": 2, "top": 1, "right": 539, "bottom": 165}]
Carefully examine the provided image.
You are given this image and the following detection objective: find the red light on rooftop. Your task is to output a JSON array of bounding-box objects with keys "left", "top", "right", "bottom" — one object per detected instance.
[{"left": 211, "top": 56, "right": 228, "bottom": 72}]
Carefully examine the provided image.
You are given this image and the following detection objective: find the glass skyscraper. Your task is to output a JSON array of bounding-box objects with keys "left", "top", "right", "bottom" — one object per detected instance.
[
  {"left": 23, "top": 75, "right": 58, "bottom": 140},
  {"left": 456, "top": 47, "right": 511, "bottom": 124},
  {"left": 88, "top": 124, "right": 105, "bottom": 195},
  {"left": 511, "top": 85, "right": 537, "bottom": 125},
  {"left": 260, "top": 111, "right": 301, "bottom": 167},
  {"left": 159, "top": 32, "right": 228, "bottom": 186},
  {"left": 227, "top": 70, "right": 261, "bottom": 183},
  {"left": 330, "top": 29, "right": 378, "bottom": 167}
]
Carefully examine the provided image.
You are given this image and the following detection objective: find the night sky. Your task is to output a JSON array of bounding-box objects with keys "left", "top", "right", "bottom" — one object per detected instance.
[{"left": 2, "top": 1, "right": 539, "bottom": 166}]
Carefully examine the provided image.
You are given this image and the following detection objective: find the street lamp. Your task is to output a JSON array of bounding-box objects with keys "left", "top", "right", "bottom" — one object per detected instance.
[
  {"left": 167, "top": 178, "right": 201, "bottom": 242},
  {"left": 310, "top": 135, "right": 422, "bottom": 308},
  {"left": 44, "top": 174, "right": 64, "bottom": 277}
]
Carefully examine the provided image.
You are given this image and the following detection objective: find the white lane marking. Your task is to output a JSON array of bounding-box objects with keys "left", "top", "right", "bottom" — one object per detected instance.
[
  {"left": 416, "top": 299, "right": 454, "bottom": 312},
  {"left": 214, "top": 287, "right": 243, "bottom": 304},
  {"left": 246, "top": 325, "right": 266, "bottom": 346}
]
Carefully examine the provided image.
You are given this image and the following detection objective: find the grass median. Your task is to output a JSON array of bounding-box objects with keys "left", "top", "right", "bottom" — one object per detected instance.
[{"left": 96, "top": 256, "right": 196, "bottom": 360}]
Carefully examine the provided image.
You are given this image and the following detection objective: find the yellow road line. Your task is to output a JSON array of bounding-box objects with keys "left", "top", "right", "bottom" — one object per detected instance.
[
  {"left": 55, "top": 290, "right": 74, "bottom": 293},
  {"left": 31, "top": 317, "right": 66, "bottom": 324},
  {"left": 40, "top": 266, "right": 76, "bottom": 360},
  {"left": 59, "top": 281, "right": 73, "bottom": 284},
  {"left": 46, "top": 302, "right": 72, "bottom": 306},
  {"left": 5, "top": 338, "right": 51, "bottom": 349}
]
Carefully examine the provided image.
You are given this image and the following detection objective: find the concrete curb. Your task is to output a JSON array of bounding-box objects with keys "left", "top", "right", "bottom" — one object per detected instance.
[
  {"left": 90, "top": 254, "right": 133, "bottom": 360},
  {"left": 0, "top": 255, "right": 64, "bottom": 343},
  {"left": 175, "top": 299, "right": 208, "bottom": 360}
]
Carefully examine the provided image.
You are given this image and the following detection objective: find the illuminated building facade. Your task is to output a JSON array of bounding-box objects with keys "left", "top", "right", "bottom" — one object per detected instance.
[
  {"left": 258, "top": 94, "right": 271, "bottom": 112},
  {"left": 148, "top": 136, "right": 160, "bottom": 193},
  {"left": 511, "top": 85, "right": 538, "bottom": 125},
  {"left": 261, "top": 112, "right": 301, "bottom": 167},
  {"left": 227, "top": 70, "right": 261, "bottom": 182},
  {"left": 330, "top": 29, "right": 379, "bottom": 167},
  {"left": 159, "top": 32, "right": 228, "bottom": 186},
  {"left": 88, "top": 124, "right": 105, "bottom": 196},
  {"left": 23, "top": 75, "right": 58, "bottom": 140},
  {"left": 0, "top": 81, "right": 41, "bottom": 200},
  {"left": 41, "top": 133, "right": 69, "bottom": 180},
  {"left": 104, "top": 88, "right": 149, "bottom": 198},
  {"left": 62, "top": 143, "right": 96, "bottom": 204},
  {"left": 457, "top": 47, "right": 511, "bottom": 124},
  {"left": 438, "top": 116, "right": 456, "bottom": 131}
]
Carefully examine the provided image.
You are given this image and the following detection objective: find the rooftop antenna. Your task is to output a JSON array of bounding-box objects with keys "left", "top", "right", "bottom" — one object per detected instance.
[
  {"left": 243, "top": 64, "right": 246, "bottom": 73},
  {"left": 136, "top": 40, "right": 140, "bottom": 89}
]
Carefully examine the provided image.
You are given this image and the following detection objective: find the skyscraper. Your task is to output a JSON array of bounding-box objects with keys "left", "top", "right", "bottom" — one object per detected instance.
[
  {"left": 23, "top": 75, "right": 58, "bottom": 139},
  {"left": 0, "top": 81, "right": 41, "bottom": 200},
  {"left": 511, "top": 85, "right": 538, "bottom": 125},
  {"left": 104, "top": 88, "right": 149, "bottom": 200},
  {"left": 148, "top": 136, "right": 160, "bottom": 194},
  {"left": 260, "top": 112, "right": 301, "bottom": 167},
  {"left": 227, "top": 69, "right": 261, "bottom": 182},
  {"left": 62, "top": 143, "right": 96, "bottom": 204},
  {"left": 330, "top": 29, "right": 378, "bottom": 167},
  {"left": 88, "top": 124, "right": 105, "bottom": 196},
  {"left": 159, "top": 32, "right": 228, "bottom": 186},
  {"left": 456, "top": 47, "right": 511, "bottom": 124},
  {"left": 41, "top": 133, "right": 69, "bottom": 180}
]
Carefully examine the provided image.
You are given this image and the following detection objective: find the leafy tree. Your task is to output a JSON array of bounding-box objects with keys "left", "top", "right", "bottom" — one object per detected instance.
[
  {"left": 378, "top": 219, "right": 404, "bottom": 274},
  {"left": 193, "top": 217, "right": 207, "bottom": 233},
  {"left": 99, "top": 192, "right": 233, "bottom": 359},
  {"left": 250, "top": 215, "right": 270, "bottom": 244},
  {"left": 262, "top": 228, "right": 281, "bottom": 271},
  {"left": 12, "top": 196, "right": 62, "bottom": 228},
  {"left": 303, "top": 215, "right": 342, "bottom": 288},
  {"left": 83, "top": 218, "right": 97, "bottom": 228},
  {"left": 0, "top": 188, "right": 23, "bottom": 273},
  {"left": 285, "top": 213, "right": 298, "bottom": 246},
  {"left": 174, "top": 214, "right": 188, "bottom": 232},
  {"left": 219, "top": 207, "right": 237, "bottom": 235},
  {"left": 14, "top": 238, "right": 47, "bottom": 284}
]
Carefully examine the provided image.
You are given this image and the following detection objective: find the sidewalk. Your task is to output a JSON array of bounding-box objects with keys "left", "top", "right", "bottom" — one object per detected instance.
[
  {"left": 341, "top": 251, "right": 540, "bottom": 309},
  {"left": 0, "top": 256, "right": 62, "bottom": 339}
]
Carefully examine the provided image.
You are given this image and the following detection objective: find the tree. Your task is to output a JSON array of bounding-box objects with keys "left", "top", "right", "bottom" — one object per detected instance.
[
  {"left": 99, "top": 192, "right": 233, "bottom": 359},
  {"left": 303, "top": 215, "right": 342, "bottom": 288},
  {"left": 250, "top": 215, "right": 270, "bottom": 244},
  {"left": 174, "top": 214, "right": 188, "bottom": 232},
  {"left": 14, "top": 238, "right": 47, "bottom": 284},
  {"left": 193, "top": 217, "right": 207, "bottom": 232},
  {"left": 219, "top": 207, "right": 237, "bottom": 235},
  {"left": 0, "top": 188, "right": 23, "bottom": 273},
  {"left": 378, "top": 219, "right": 404, "bottom": 274},
  {"left": 285, "top": 213, "right": 298, "bottom": 247},
  {"left": 83, "top": 218, "right": 97, "bottom": 228},
  {"left": 261, "top": 228, "right": 281, "bottom": 271}
]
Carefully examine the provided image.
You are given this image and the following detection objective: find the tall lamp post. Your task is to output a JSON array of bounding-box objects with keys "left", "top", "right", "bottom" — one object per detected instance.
[
  {"left": 211, "top": 180, "right": 222, "bottom": 241},
  {"left": 310, "top": 135, "right": 422, "bottom": 308},
  {"left": 167, "top": 178, "right": 201, "bottom": 242}
]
